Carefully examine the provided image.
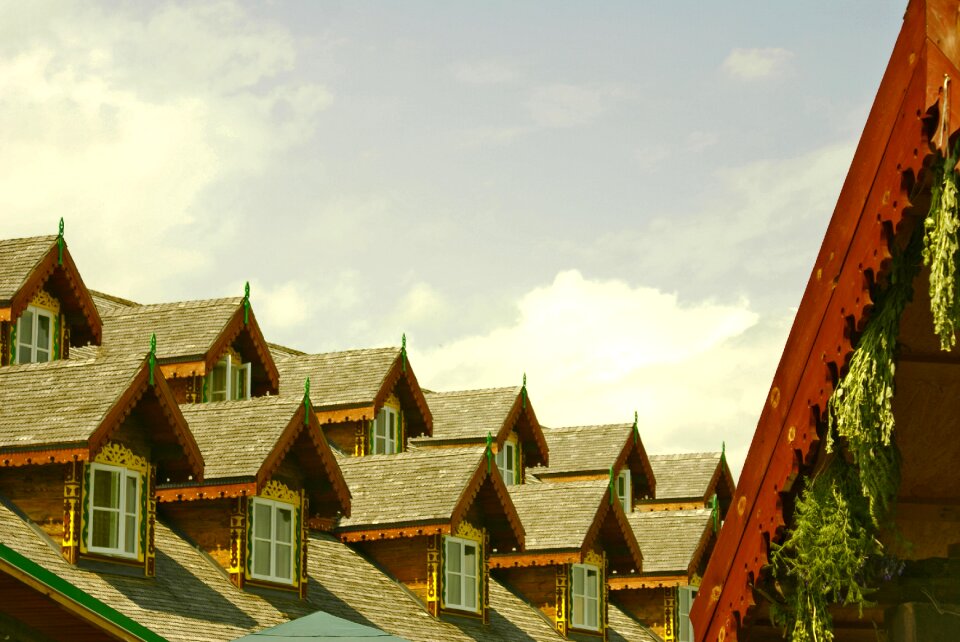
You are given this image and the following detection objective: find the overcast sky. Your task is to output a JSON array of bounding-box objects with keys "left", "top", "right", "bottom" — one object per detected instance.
[{"left": 1, "top": 1, "right": 907, "bottom": 476}]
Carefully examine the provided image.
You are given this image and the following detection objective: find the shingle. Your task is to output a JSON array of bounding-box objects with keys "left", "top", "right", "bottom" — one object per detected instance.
[
  {"left": 532, "top": 424, "right": 630, "bottom": 477},
  {"left": 179, "top": 396, "right": 306, "bottom": 480},
  {"left": 417, "top": 388, "right": 519, "bottom": 441},
  {"left": 0, "top": 354, "right": 144, "bottom": 448},
  {"left": 274, "top": 348, "right": 399, "bottom": 407},
  {"left": 607, "top": 604, "right": 663, "bottom": 642},
  {"left": 627, "top": 509, "right": 712, "bottom": 574},
  {"left": 506, "top": 480, "right": 607, "bottom": 551},
  {"left": 648, "top": 453, "right": 721, "bottom": 500},
  {"left": 0, "top": 235, "right": 56, "bottom": 301},
  {"left": 100, "top": 298, "right": 243, "bottom": 360},
  {"left": 336, "top": 447, "right": 484, "bottom": 529},
  {"left": 88, "top": 289, "right": 140, "bottom": 316}
]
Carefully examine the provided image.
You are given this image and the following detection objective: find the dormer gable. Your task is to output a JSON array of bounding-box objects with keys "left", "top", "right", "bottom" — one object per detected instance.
[
  {"left": 411, "top": 384, "right": 549, "bottom": 485},
  {"left": 99, "top": 292, "right": 279, "bottom": 403},
  {"left": 275, "top": 343, "right": 433, "bottom": 456},
  {"left": 643, "top": 451, "right": 735, "bottom": 515},
  {"left": 0, "top": 231, "right": 103, "bottom": 365}
]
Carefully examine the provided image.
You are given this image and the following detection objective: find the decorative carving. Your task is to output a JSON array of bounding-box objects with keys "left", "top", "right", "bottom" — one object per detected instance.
[
  {"left": 299, "top": 494, "right": 309, "bottom": 599},
  {"left": 663, "top": 586, "right": 676, "bottom": 642},
  {"left": 61, "top": 461, "right": 81, "bottom": 563},
  {"left": 354, "top": 424, "right": 366, "bottom": 457},
  {"left": 260, "top": 479, "right": 299, "bottom": 505},
  {"left": 690, "top": 573, "right": 702, "bottom": 588},
  {"left": 482, "top": 530, "right": 490, "bottom": 624},
  {"left": 93, "top": 442, "right": 148, "bottom": 475},
  {"left": 30, "top": 290, "right": 60, "bottom": 314},
  {"left": 79, "top": 463, "right": 91, "bottom": 554},
  {"left": 555, "top": 564, "right": 569, "bottom": 635},
  {"left": 584, "top": 549, "right": 604, "bottom": 568},
  {"left": 454, "top": 520, "right": 483, "bottom": 542},
  {"left": 144, "top": 466, "right": 156, "bottom": 576},
  {"left": 426, "top": 534, "right": 440, "bottom": 617},
  {"left": 229, "top": 497, "right": 247, "bottom": 588}
]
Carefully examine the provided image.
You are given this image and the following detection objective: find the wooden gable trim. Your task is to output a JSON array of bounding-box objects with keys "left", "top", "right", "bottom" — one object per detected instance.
[
  {"left": 615, "top": 430, "right": 656, "bottom": 500},
  {"left": 314, "top": 405, "right": 375, "bottom": 425},
  {"left": 686, "top": 517, "right": 717, "bottom": 580},
  {"left": 155, "top": 481, "right": 257, "bottom": 503},
  {"left": 88, "top": 358, "right": 205, "bottom": 481},
  {"left": 206, "top": 305, "right": 280, "bottom": 395},
  {"left": 692, "top": 3, "right": 960, "bottom": 640},
  {"left": 158, "top": 360, "right": 206, "bottom": 378},
  {"left": 0, "top": 447, "right": 88, "bottom": 468},
  {"left": 581, "top": 486, "right": 644, "bottom": 573},
  {"left": 489, "top": 551, "right": 581, "bottom": 568},
  {"left": 372, "top": 352, "right": 433, "bottom": 438},
  {"left": 2, "top": 242, "right": 102, "bottom": 345},
  {"left": 338, "top": 522, "right": 451, "bottom": 542},
  {"left": 255, "top": 403, "right": 352, "bottom": 517},
  {"left": 499, "top": 390, "right": 549, "bottom": 467},
  {"left": 449, "top": 455, "right": 525, "bottom": 551},
  {"left": 700, "top": 457, "right": 736, "bottom": 509},
  {"left": 608, "top": 574, "right": 688, "bottom": 590}
]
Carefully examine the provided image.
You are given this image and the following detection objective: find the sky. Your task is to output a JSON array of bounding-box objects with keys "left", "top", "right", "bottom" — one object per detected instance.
[{"left": 0, "top": 1, "right": 908, "bottom": 477}]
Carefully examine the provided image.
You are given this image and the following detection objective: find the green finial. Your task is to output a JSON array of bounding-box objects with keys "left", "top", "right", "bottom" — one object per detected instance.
[
  {"left": 521, "top": 372, "right": 527, "bottom": 409},
  {"left": 710, "top": 493, "right": 720, "bottom": 532},
  {"left": 57, "top": 218, "right": 65, "bottom": 265},
  {"left": 148, "top": 333, "right": 157, "bottom": 386},
  {"left": 304, "top": 378, "right": 311, "bottom": 425},
  {"left": 243, "top": 281, "right": 250, "bottom": 325},
  {"left": 721, "top": 441, "right": 726, "bottom": 465},
  {"left": 608, "top": 466, "right": 615, "bottom": 505},
  {"left": 486, "top": 432, "right": 493, "bottom": 473},
  {"left": 633, "top": 410, "right": 639, "bottom": 443},
  {"left": 401, "top": 333, "right": 407, "bottom": 372}
]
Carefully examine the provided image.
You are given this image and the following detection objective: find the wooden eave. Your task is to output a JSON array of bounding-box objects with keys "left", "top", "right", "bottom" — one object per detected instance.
[
  {"left": 372, "top": 352, "right": 433, "bottom": 438},
  {"left": 620, "top": 431, "right": 656, "bottom": 499},
  {"left": 337, "top": 521, "right": 452, "bottom": 542},
  {"left": 450, "top": 455, "right": 525, "bottom": 551},
  {"left": 499, "top": 391, "right": 549, "bottom": 467},
  {"left": 0, "top": 445, "right": 89, "bottom": 468},
  {"left": 608, "top": 574, "right": 689, "bottom": 590},
  {"left": 313, "top": 404, "right": 376, "bottom": 425},
  {"left": 691, "top": 2, "right": 960, "bottom": 640},
  {"left": 701, "top": 457, "right": 736, "bottom": 513},
  {"left": 489, "top": 551, "right": 582, "bottom": 568},
  {"left": 88, "top": 358, "right": 204, "bottom": 482},
  {"left": 581, "top": 488, "right": 644, "bottom": 574},
  {"left": 0, "top": 242, "right": 102, "bottom": 346},
  {"left": 155, "top": 480, "right": 257, "bottom": 503},
  {"left": 205, "top": 305, "right": 279, "bottom": 394}
]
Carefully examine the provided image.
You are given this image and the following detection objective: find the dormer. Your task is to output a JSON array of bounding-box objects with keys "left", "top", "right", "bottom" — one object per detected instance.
[
  {"left": 157, "top": 390, "right": 350, "bottom": 598},
  {"left": 531, "top": 419, "right": 656, "bottom": 513},
  {"left": 410, "top": 380, "right": 549, "bottom": 485},
  {"left": 0, "top": 227, "right": 103, "bottom": 366},
  {"left": 335, "top": 446, "right": 524, "bottom": 623},
  {"left": 275, "top": 339, "right": 432, "bottom": 456},
  {"left": 98, "top": 285, "right": 279, "bottom": 404},
  {"left": 491, "top": 479, "right": 643, "bottom": 638},
  {"left": 641, "top": 450, "right": 735, "bottom": 516},
  {"left": 0, "top": 350, "right": 203, "bottom": 577}
]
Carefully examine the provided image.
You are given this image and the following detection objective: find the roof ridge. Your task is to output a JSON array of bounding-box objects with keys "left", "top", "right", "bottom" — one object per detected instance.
[
  {"left": 544, "top": 422, "right": 632, "bottom": 431},
  {"left": 290, "top": 346, "right": 401, "bottom": 358},
  {"left": 425, "top": 385, "right": 520, "bottom": 396},
  {"left": 101, "top": 296, "right": 244, "bottom": 315},
  {"left": 649, "top": 451, "right": 721, "bottom": 459},
  {"left": 87, "top": 289, "right": 141, "bottom": 307},
  {"left": 0, "top": 234, "right": 58, "bottom": 245}
]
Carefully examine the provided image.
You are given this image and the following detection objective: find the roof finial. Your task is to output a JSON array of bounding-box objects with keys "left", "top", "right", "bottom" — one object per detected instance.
[
  {"left": 608, "top": 466, "right": 615, "bottom": 505},
  {"left": 486, "top": 432, "right": 493, "bottom": 473},
  {"left": 633, "top": 410, "right": 639, "bottom": 444},
  {"left": 721, "top": 440, "right": 726, "bottom": 465},
  {"left": 243, "top": 281, "right": 251, "bottom": 325},
  {"left": 304, "top": 377, "right": 311, "bottom": 425},
  {"left": 148, "top": 333, "right": 157, "bottom": 386},
  {"left": 710, "top": 493, "right": 720, "bottom": 532},
  {"left": 521, "top": 372, "right": 527, "bottom": 409},
  {"left": 401, "top": 333, "right": 407, "bottom": 372},
  {"left": 57, "top": 218, "right": 65, "bottom": 266}
]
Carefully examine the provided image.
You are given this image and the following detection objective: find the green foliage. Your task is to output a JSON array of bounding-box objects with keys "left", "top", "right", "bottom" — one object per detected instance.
[
  {"left": 770, "top": 459, "right": 880, "bottom": 642},
  {"left": 922, "top": 146, "right": 960, "bottom": 350}
]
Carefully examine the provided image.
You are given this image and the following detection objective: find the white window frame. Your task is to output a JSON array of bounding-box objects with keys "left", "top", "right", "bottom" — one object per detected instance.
[
  {"left": 678, "top": 586, "right": 698, "bottom": 642},
  {"left": 616, "top": 469, "right": 632, "bottom": 512},
  {"left": 207, "top": 355, "right": 252, "bottom": 402},
  {"left": 443, "top": 535, "right": 480, "bottom": 612},
  {"left": 87, "top": 462, "right": 140, "bottom": 559},
  {"left": 495, "top": 440, "right": 517, "bottom": 486},
  {"left": 15, "top": 305, "right": 54, "bottom": 364},
  {"left": 372, "top": 406, "right": 398, "bottom": 454},
  {"left": 571, "top": 563, "right": 600, "bottom": 631},
  {"left": 250, "top": 497, "right": 296, "bottom": 585}
]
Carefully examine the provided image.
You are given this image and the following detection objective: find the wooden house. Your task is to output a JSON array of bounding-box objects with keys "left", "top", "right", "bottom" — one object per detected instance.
[
  {"left": 274, "top": 347, "right": 432, "bottom": 456},
  {"left": 692, "top": 1, "right": 960, "bottom": 640},
  {"left": 410, "top": 385, "right": 550, "bottom": 484}
]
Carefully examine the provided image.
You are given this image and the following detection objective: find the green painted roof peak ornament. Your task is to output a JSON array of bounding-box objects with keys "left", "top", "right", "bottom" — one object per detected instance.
[
  {"left": 633, "top": 410, "right": 639, "bottom": 443},
  {"left": 57, "top": 217, "right": 65, "bottom": 265},
  {"left": 148, "top": 333, "right": 157, "bottom": 386},
  {"left": 304, "top": 377, "right": 311, "bottom": 425},
  {"left": 721, "top": 440, "right": 726, "bottom": 465},
  {"left": 521, "top": 372, "right": 527, "bottom": 409},
  {"left": 486, "top": 432, "right": 493, "bottom": 473},
  {"left": 401, "top": 333, "right": 407, "bottom": 372},
  {"left": 608, "top": 466, "right": 615, "bottom": 505},
  {"left": 243, "top": 281, "right": 251, "bottom": 325},
  {"left": 710, "top": 493, "right": 720, "bottom": 533}
]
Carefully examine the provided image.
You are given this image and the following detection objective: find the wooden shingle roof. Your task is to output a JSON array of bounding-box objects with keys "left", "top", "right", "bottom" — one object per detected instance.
[
  {"left": 627, "top": 508, "right": 713, "bottom": 575},
  {"left": 648, "top": 452, "right": 733, "bottom": 502},
  {"left": 0, "top": 235, "right": 57, "bottom": 301}
]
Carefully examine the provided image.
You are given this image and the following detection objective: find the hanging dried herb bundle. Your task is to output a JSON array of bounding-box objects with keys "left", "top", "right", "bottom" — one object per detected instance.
[
  {"left": 922, "top": 145, "right": 960, "bottom": 350},
  {"left": 770, "top": 459, "right": 879, "bottom": 642}
]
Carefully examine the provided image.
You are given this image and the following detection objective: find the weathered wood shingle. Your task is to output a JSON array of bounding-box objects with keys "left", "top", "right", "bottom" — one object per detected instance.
[
  {"left": 648, "top": 453, "right": 722, "bottom": 500},
  {"left": 533, "top": 424, "right": 631, "bottom": 476},
  {"left": 627, "top": 508, "right": 713, "bottom": 574},
  {"left": 506, "top": 479, "right": 608, "bottom": 551},
  {"left": 274, "top": 348, "right": 399, "bottom": 406},
  {"left": 421, "top": 387, "right": 520, "bottom": 441},
  {"left": 0, "top": 235, "right": 57, "bottom": 302}
]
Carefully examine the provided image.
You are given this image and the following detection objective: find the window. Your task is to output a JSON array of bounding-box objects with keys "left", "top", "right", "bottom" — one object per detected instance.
[
  {"left": 571, "top": 563, "right": 600, "bottom": 630},
  {"left": 678, "top": 586, "right": 697, "bottom": 642},
  {"left": 207, "top": 355, "right": 251, "bottom": 401},
  {"left": 16, "top": 305, "right": 54, "bottom": 364},
  {"left": 444, "top": 536, "right": 479, "bottom": 612},
  {"left": 372, "top": 406, "right": 397, "bottom": 454},
  {"left": 250, "top": 497, "right": 295, "bottom": 584},
  {"left": 616, "top": 469, "right": 632, "bottom": 512},
  {"left": 495, "top": 441, "right": 516, "bottom": 485},
  {"left": 88, "top": 463, "right": 139, "bottom": 559}
]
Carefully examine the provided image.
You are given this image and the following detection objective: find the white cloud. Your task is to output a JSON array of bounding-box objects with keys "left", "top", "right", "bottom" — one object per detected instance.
[
  {"left": 525, "top": 83, "right": 624, "bottom": 128},
  {"left": 414, "top": 270, "right": 786, "bottom": 476},
  {"left": 450, "top": 59, "right": 520, "bottom": 85},
  {"left": 722, "top": 47, "right": 793, "bottom": 80}
]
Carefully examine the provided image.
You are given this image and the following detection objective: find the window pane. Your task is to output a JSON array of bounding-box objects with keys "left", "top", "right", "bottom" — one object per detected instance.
[
  {"left": 573, "top": 595, "right": 584, "bottom": 625},
  {"left": 572, "top": 566, "right": 584, "bottom": 594},
  {"left": 388, "top": 411, "right": 395, "bottom": 440},
  {"left": 447, "top": 571, "right": 462, "bottom": 606},
  {"left": 465, "top": 573, "right": 477, "bottom": 608},
  {"left": 253, "top": 539, "right": 271, "bottom": 576},
  {"left": 276, "top": 507, "right": 293, "bottom": 544},
  {"left": 36, "top": 314, "right": 51, "bottom": 362},
  {"left": 586, "top": 569, "right": 598, "bottom": 598},
  {"left": 93, "top": 469, "right": 119, "bottom": 509},
  {"left": 586, "top": 598, "right": 598, "bottom": 627},
  {"left": 211, "top": 362, "right": 227, "bottom": 401},
  {"left": 254, "top": 503, "right": 272, "bottom": 539},
  {"left": 19, "top": 309, "right": 33, "bottom": 344},
  {"left": 463, "top": 543, "right": 477, "bottom": 578},
  {"left": 92, "top": 510, "right": 118, "bottom": 548},
  {"left": 375, "top": 410, "right": 386, "bottom": 438},
  {"left": 125, "top": 475, "right": 138, "bottom": 514},
  {"left": 275, "top": 542, "right": 292, "bottom": 579},
  {"left": 124, "top": 515, "right": 137, "bottom": 554},
  {"left": 446, "top": 540, "right": 461, "bottom": 573}
]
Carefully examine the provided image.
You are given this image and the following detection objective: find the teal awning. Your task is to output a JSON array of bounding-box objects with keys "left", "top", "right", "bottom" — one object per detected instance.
[{"left": 233, "top": 611, "right": 407, "bottom": 641}]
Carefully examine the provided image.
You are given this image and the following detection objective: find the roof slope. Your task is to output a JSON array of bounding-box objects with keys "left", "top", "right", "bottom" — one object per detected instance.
[
  {"left": 535, "top": 424, "right": 630, "bottom": 475},
  {"left": 627, "top": 509, "right": 712, "bottom": 574},
  {"left": 422, "top": 387, "right": 519, "bottom": 441},
  {"left": 649, "top": 453, "right": 722, "bottom": 500},
  {"left": 0, "top": 235, "right": 57, "bottom": 300},
  {"left": 608, "top": 605, "right": 663, "bottom": 642},
  {"left": 232, "top": 609, "right": 406, "bottom": 640},
  {"left": 0, "top": 500, "right": 313, "bottom": 642},
  {"left": 89, "top": 289, "right": 139, "bottom": 315},
  {"left": 336, "top": 447, "right": 484, "bottom": 529},
  {"left": 506, "top": 479, "right": 608, "bottom": 551},
  {"left": 274, "top": 348, "right": 398, "bottom": 406}
]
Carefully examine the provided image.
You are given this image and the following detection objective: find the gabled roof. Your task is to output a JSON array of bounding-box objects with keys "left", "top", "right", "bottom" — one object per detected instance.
[
  {"left": 99, "top": 298, "right": 279, "bottom": 392},
  {"left": 495, "top": 479, "right": 643, "bottom": 573},
  {"left": 647, "top": 452, "right": 734, "bottom": 503},
  {"left": 0, "top": 234, "right": 102, "bottom": 345},
  {"left": 0, "top": 354, "right": 203, "bottom": 480},
  {"left": 162, "top": 396, "right": 351, "bottom": 517},
  {"left": 692, "top": 2, "right": 960, "bottom": 639},
  {"left": 335, "top": 446, "right": 524, "bottom": 549},
  {"left": 275, "top": 347, "right": 432, "bottom": 438},
  {"left": 412, "top": 386, "right": 549, "bottom": 466},
  {"left": 627, "top": 508, "right": 713, "bottom": 576},
  {"left": 531, "top": 423, "right": 656, "bottom": 497},
  {"left": 89, "top": 289, "right": 139, "bottom": 315}
]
